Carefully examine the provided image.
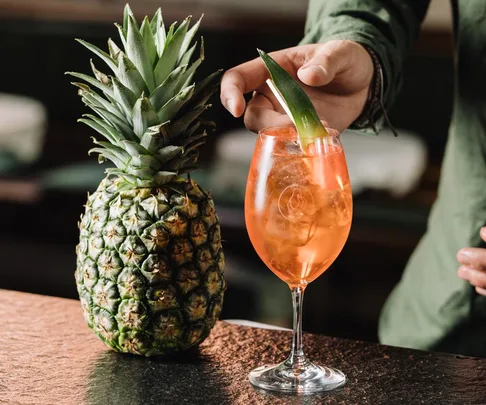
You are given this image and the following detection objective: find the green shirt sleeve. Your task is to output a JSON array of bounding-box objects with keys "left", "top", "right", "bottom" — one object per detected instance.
[{"left": 301, "top": 0, "right": 430, "bottom": 131}]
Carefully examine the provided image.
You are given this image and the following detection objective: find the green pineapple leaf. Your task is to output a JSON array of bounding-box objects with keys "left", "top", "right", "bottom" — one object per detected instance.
[
  {"left": 140, "top": 122, "right": 170, "bottom": 153},
  {"left": 78, "top": 117, "right": 119, "bottom": 145},
  {"left": 88, "top": 104, "right": 136, "bottom": 141},
  {"left": 154, "top": 17, "right": 191, "bottom": 85},
  {"left": 154, "top": 171, "right": 178, "bottom": 184},
  {"left": 154, "top": 18, "right": 167, "bottom": 58},
  {"left": 177, "top": 39, "right": 204, "bottom": 90},
  {"left": 150, "top": 8, "right": 163, "bottom": 32},
  {"left": 90, "top": 60, "right": 111, "bottom": 85},
  {"left": 179, "top": 41, "right": 197, "bottom": 70},
  {"left": 164, "top": 22, "right": 176, "bottom": 46},
  {"left": 140, "top": 16, "right": 157, "bottom": 67},
  {"left": 119, "top": 140, "right": 150, "bottom": 157},
  {"left": 156, "top": 145, "right": 184, "bottom": 164},
  {"left": 133, "top": 96, "right": 159, "bottom": 137},
  {"left": 66, "top": 72, "right": 114, "bottom": 98},
  {"left": 76, "top": 39, "right": 118, "bottom": 74},
  {"left": 107, "top": 39, "right": 122, "bottom": 60},
  {"left": 126, "top": 15, "right": 156, "bottom": 92},
  {"left": 115, "top": 23, "right": 128, "bottom": 50},
  {"left": 89, "top": 142, "right": 130, "bottom": 167},
  {"left": 123, "top": 3, "right": 137, "bottom": 34},
  {"left": 178, "top": 15, "right": 202, "bottom": 62},
  {"left": 82, "top": 114, "right": 127, "bottom": 143},
  {"left": 180, "top": 131, "right": 208, "bottom": 148},
  {"left": 157, "top": 84, "right": 195, "bottom": 123},
  {"left": 182, "top": 121, "right": 201, "bottom": 140},
  {"left": 149, "top": 64, "right": 188, "bottom": 110},
  {"left": 167, "top": 104, "right": 209, "bottom": 140},
  {"left": 183, "top": 138, "right": 206, "bottom": 155},
  {"left": 191, "top": 69, "right": 223, "bottom": 101},
  {"left": 117, "top": 52, "right": 146, "bottom": 96},
  {"left": 128, "top": 154, "right": 159, "bottom": 170},
  {"left": 126, "top": 166, "right": 157, "bottom": 179},
  {"left": 257, "top": 49, "right": 329, "bottom": 148},
  {"left": 112, "top": 78, "right": 138, "bottom": 120},
  {"left": 75, "top": 83, "right": 126, "bottom": 122}
]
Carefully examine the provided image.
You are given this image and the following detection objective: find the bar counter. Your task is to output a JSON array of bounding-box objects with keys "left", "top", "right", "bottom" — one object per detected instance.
[{"left": 2, "top": 289, "right": 486, "bottom": 404}]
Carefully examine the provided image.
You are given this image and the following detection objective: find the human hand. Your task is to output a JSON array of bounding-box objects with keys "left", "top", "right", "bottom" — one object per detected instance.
[
  {"left": 457, "top": 227, "right": 486, "bottom": 295},
  {"left": 220, "top": 40, "right": 374, "bottom": 133}
]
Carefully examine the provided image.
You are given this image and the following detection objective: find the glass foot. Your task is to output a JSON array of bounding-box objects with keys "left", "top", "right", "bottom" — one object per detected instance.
[{"left": 249, "top": 360, "right": 346, "bottom": 394}]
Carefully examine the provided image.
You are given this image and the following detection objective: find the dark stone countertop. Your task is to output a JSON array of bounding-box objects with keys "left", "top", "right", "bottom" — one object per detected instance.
[{"left": 2, "top": 289, "right": 486, "bottom": 405}]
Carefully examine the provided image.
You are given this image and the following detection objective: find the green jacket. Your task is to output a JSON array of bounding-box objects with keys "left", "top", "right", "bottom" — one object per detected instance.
[{"left": 303, "top": 0, "right": 486, "bottom": 357}]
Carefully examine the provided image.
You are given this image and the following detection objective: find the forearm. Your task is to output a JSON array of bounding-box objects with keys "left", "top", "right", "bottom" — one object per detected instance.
[{"left": 302, "top": 0, "right": 430, "bottom": 128}]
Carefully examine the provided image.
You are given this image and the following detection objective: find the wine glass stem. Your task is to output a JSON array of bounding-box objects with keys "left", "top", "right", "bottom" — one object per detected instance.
[{"left": 285, "top": 286, "right": 309, "bottom": 370}]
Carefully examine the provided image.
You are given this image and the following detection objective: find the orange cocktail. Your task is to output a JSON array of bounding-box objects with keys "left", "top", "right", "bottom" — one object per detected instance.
[
  {"left": 245, "top": 125, "right": 352, "bottom": 393},
  {"left": 245, "top": 126, "right": 352, "bottom": 287}
]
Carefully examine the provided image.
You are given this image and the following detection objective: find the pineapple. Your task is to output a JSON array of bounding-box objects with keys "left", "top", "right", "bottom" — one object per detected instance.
[{"left": 68, "top": 4, "right": 225, "bottom": 356}]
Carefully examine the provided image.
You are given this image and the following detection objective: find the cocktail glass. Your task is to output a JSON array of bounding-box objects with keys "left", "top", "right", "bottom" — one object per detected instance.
[{"left": 245, "top": 125, "right": 352, "bottom": 394}]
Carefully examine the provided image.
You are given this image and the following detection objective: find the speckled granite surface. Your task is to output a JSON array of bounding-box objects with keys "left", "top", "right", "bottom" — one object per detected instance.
[{"left": 2, "top": 289, "right": 486, "bottom": 405}]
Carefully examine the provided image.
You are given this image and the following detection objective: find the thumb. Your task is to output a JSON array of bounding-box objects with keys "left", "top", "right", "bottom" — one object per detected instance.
[{"left": 297, "top": 41, "right": 353, "bottom": 87}]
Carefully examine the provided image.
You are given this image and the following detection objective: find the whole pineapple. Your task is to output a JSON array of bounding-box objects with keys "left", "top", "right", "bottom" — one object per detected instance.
[{"left": 69, "top": 4, "right": 225, "bottom": 356}]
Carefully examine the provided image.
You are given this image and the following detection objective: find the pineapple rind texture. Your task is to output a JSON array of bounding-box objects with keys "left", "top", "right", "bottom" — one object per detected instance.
[{"left": 76, "top": 176, "right": 225, "bottom": 356}]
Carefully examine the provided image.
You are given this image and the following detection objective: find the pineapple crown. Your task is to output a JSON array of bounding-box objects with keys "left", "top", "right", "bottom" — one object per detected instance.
[{"left": 66, "top": 4, "right": 221, "bottom": 189}]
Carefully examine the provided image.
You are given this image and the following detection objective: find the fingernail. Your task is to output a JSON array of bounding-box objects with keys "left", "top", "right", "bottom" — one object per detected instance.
[
  {"left": 458, "top": 250, "right": 472, "bottom": 264},
  {"left": 225, "top": 98, "right": 237, "bottom": 116}
]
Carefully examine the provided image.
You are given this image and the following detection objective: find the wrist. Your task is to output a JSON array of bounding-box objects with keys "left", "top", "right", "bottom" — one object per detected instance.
[{"left": 355, "top": 45, "right": 397, "bottom": 136}]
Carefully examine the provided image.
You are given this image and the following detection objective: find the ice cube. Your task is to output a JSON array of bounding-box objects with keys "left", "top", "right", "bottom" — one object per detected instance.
[
  {"left": 267, "top": 157, "right": 311, "bottom": 192},
  {"left": 264, "top": 190, "right": 318, "bottom": 247},
  {"left": 319, "top": 189, "right": 352, "bottom": 227}
]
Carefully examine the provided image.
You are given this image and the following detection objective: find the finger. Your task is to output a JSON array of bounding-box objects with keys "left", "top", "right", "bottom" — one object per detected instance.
[
  {"left": 481, "top": 227, "right": 486, "bottom": 243},
  {"left": 220, "top": 69, "right": 249, "bottom": 117},
  {"left": 476, "top": 287, "right": 486, "bottom": 296},
  {"left": 457, "top": 248, "right": 486, "bottom": 270},
  {"left": 220, "top": 57, "right": 274, "bottom": 117},
  {"left": 297, "top": 41, "right": 355, "bottom": 87},
  {"left": 220, "top": 49, "right": 299, "bottom": 117},
  {"left": 458, "top": 265, "right": 486, "bottom": 289},
  {"left": 244, "top": 93, "right": 292, "bottom": 133}
]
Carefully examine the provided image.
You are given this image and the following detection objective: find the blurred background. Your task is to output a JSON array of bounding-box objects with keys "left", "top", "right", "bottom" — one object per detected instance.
[{"left": 0, "top": 0, "right": 452, "bottom": 343}]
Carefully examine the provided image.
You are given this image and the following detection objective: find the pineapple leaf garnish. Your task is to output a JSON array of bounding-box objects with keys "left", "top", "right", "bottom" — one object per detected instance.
[{"left": 257, "top": 49, "right": 329, "bottom": 148}]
